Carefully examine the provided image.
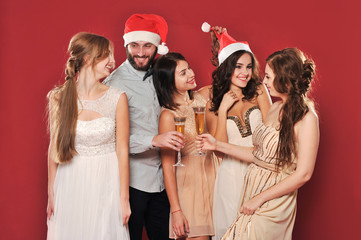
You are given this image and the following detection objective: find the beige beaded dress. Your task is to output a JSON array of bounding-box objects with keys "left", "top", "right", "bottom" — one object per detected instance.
[
  {"left": 165, "top": 92, "right": 216, "bottom": 238},
  {"left": 222, "top": 123, "right": 297, "bottom": 240}
]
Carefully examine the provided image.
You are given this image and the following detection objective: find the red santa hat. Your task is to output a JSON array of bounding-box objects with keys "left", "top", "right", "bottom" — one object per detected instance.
[
  {"left": 123, "top": 14, "right": 169, "bottom": 55},
  {"left": 202, "top": 22, "right": 252, "bottom": 65}
]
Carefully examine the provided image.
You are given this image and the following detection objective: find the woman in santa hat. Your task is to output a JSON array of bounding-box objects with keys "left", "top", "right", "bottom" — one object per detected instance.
[{"left": 201, "top": 23, "right": 271, "bottom": 240}]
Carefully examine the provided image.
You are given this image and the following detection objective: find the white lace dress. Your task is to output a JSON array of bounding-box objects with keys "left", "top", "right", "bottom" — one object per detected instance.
[
  {"left": 212, "top": 107, "right": 262, "bottom": 240},
  {"left": 47, "top": 86, "right": 130, "bottom": 240}
]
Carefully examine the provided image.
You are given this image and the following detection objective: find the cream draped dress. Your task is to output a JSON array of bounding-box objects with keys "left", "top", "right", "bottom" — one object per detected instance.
[{"left": 222, "top": 123, "right": 297, "bottom": 240}]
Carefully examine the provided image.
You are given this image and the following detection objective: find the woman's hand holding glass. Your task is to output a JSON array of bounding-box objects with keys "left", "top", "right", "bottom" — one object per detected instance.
[{"left": 196, "top": 133, "right": 218, "bottom": 152}]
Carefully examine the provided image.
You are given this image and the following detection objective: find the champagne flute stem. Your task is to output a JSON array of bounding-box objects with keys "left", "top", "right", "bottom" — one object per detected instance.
[{"left": 177, "top": 151, "right": 181, "bottom": 164}]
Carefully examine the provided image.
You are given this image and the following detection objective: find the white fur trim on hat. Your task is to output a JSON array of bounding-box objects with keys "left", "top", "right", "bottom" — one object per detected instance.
[
  {"left": 123, "top": 31, "right": 161, "bottom": 47},
  {"left": 201, "top": 22, "right": 211, "bottom": 32},
  {"left": 218, "top": 42, "right": 252, "bottom": 66}
]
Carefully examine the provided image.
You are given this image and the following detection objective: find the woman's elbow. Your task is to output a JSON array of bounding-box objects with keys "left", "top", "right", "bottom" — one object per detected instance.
[{"left": 299, "top": 171, "right": 313, "bottom": 185}]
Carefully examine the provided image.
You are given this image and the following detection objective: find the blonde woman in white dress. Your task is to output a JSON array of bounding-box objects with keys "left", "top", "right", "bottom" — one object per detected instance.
[{"left": 46, "top": 32, "right": 130, "bottom": 240}]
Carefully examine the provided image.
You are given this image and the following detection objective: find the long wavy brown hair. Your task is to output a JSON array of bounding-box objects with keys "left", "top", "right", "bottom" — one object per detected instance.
[
  {"left": 266, "top": 48, "right": 316, "bottom": 168},
  {"left": 48, "top": 32, "right": 112, "bottom": 163}
]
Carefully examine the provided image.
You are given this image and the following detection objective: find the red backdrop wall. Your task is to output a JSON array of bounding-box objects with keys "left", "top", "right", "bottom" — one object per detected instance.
[{"left": 1, "top": 0, "right": 360, "bottom": 239}]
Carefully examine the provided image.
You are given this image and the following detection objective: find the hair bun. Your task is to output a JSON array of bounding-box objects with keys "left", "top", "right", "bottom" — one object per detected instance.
[
  {"left": 299, "top": 58, "right": 315, "bottom": 95},
  {"left": 303, "top": 59, "right": 315, "bottom": 80}
]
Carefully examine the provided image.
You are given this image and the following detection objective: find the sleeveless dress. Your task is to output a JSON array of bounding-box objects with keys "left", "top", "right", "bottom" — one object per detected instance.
[
  {"left": 165, "top": 92, "right": 215, "bottom": 238},
  {"left": 212, "top": 107, "right": 262, "bottom": 240},
  {"left": 222, "top": 123, "right": 297, "bottom": 240},
  {"left": 47, "top": 86, "right": 130, "bottom": 240}
]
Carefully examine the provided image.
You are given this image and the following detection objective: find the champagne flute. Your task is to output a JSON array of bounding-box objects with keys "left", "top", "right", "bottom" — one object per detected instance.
[
  {"left": 193, "top": 106, "right": 206, "bottom": 156},
  {"left": 174, "top": 117, "right": 186, "bottom": 167}
]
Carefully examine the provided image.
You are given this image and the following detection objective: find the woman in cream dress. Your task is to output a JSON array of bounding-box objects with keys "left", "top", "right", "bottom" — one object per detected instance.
[{"left": 204, "top": 25, "right": 271, "bottom": 239}]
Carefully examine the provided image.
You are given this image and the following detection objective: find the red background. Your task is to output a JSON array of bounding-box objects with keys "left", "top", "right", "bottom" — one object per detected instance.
[{"left": 1, "top": 0, "right": 360, "bottom": 239}]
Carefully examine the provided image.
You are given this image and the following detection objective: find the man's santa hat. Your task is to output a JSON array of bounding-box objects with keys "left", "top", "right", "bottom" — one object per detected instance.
[
  {"left": 123, "top": 14, "right": 169, "bottom": 55},
  {"left": 202, "top": 22, "right": 252, "bottom": 65}
]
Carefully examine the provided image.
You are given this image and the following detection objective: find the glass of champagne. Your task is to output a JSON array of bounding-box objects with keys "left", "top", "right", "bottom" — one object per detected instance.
[
  {"left": 174, "top": 117, "right": 186, "bottom": 167},
  {"left": 193, "top": 106, "right": 206, "bottom": 156}
]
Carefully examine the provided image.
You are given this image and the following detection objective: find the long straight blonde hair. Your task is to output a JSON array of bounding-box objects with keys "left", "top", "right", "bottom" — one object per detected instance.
[{"left": 48, "top": 32, "right": 112, "bottom": 163}]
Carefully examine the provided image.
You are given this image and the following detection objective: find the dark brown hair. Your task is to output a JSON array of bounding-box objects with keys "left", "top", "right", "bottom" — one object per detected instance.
[
  {"left": 209, "top": 31, "right": 261, "bottom": 113},
  {"left": 153, "top": 52, "right": 193, "bottom": 110},
  {"left": 266, "top": 48, "right": 316, "bottom": 168},
  {"left": 48, "top": 32, "right": 111, "bottom": 163}
]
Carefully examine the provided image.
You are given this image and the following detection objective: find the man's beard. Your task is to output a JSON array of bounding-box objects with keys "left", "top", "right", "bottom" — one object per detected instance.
[{"left": 126, "top": 48, "right": 157, "bottom": 71}]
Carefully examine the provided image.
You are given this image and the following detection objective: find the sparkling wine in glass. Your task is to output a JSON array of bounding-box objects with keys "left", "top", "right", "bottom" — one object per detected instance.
[
  {"left": 193, "top": 106, "right": 206, "bottom": 156},
  {"left": 174, "top": 117, "right": 186, "bottom": 167}
]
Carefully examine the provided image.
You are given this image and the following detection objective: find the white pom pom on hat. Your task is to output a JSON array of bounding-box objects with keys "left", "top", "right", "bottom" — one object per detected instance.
[
  {"left": 201, "top": 21, "right": 252, "bottom": 65},
  {"left": 157, "top": 42, "right": 169, "bottom": 55},
  {"left": 123, "top": 14, "right": 169, "bottom": 55},
  {"left": 201, "top": 22, "right": 211, "bottom": 32}
]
